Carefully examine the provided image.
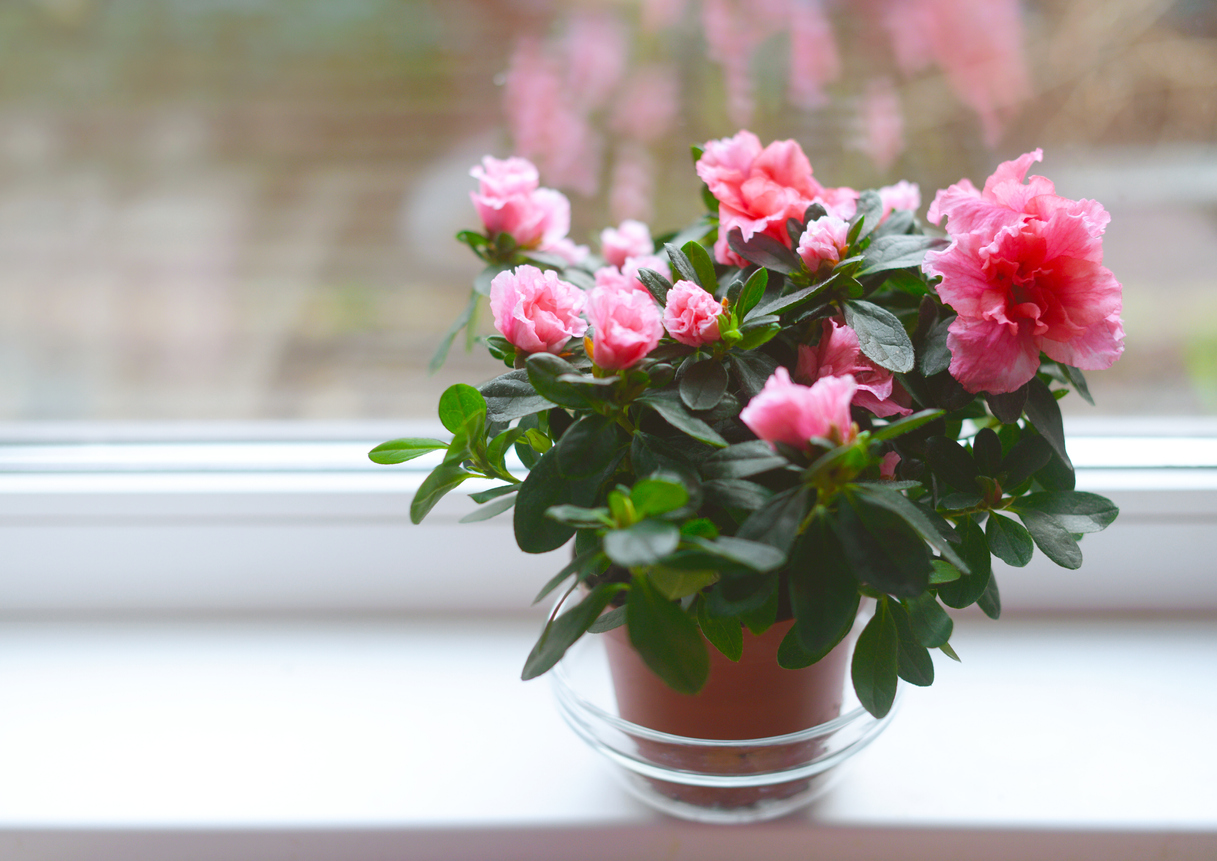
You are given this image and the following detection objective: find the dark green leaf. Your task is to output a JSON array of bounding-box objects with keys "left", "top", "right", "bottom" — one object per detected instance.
[
  {"left": 526, "top": 354, "right": 595, "bottom": 410},
  {"left": 737, "top": 267, "right": 768, "bottom": 319},
  {"left": 1017, "top": 509, "right": 1083, "bottom": 569},
  {"left": 1061, "top": 363, "right": 1094, "bottom": 405},
  {"left": 1024, "top": 376, "right": 1072, "bottom": 469},
  {"left": 985, "top": 512, "right": 1035, "bottom": 567},
  {"left": 734, "top": 320, "right": 782, "bottom": 350},
  {"left": 459, "top": 494, "right": 516, "bottom": 523},
  {"left": 469, "top": 484, "right": 518, "bottom": 504},
  {"left": 627, "top": 575, "right": 710, "bottom": 695},
  {"left": 833, "top": 494, "right": 932, "bottom": 598},
  {"left": 685, "top": 535, "right": 786, "bottom": 572},
  {"left": 978, "top": 572, "right": 1001, "bottom": 619},
  {"left": 851, "top": 484, "right": 969, "bottom": 572},
  {"left": 703, "top": 440, "right": 785, "bottom": 481},
  {"left": 786, "top": 520, "right": 862, "bottom": 664},
  {"left": 917, "top": 315, "right": 953, "bottom": 377},
  {"left": 851, "top": 190, "right": 884, "bottom": 239},
  {"left": 736, "top": 486, "right": 811, "bottom": 556},
  {"left": 639, "top": 391, "right": 728, "bottom": 447},
  {"left": 728, "top": 350, "right": 780, "bottom": 398},
  {"left": 740, "top": 578, "right": 780, "bottom": 635},
  {"left": 843, "top": 300, "right": 915, "bottom": 373},
  {"left": 588, "top": 605, "right": 627, "bottom": 633},
  {"left": 637, "top": 267, "right": 674, "bottom": 304},
  {"left": 479, "top": 370, "right": 550, "bottom": 422},
  {"left": 869, "top": 408, "right": 945, "bottom": 442},
  {"left": 987, "top": 385, "right": 1029, "bottom": 425},
  {"left": 604, "top": 520, "right": 682, "bottom": 568},
  {"left": 1000, "top": 434, "right": 1054, "bottom": 488},
  {"left": 698, "top": 600, "right": 743, "bottom": 662},
  {"left": 702, "top": 478, "right": 774, "bottom": 510},
  {"left": 680, "top": 359, "right": 730, "bottom": 411},
  {"left": 1013, "top": 491, "right": 1119, "bottom": 533},
  {"left": 368, "top": 438, "right": 447, "bottom": 465},
  {"left": 438, "top": 384, "right": 487, "bottom": 435},
  {"left": 556, "top": 414, "right": 622, "bottom": 479},
  {"left": 703, "top": 573, "right": 776, "bottom": 617},
  {"left": 532, "top": 551, "right": 610, "bottom": 605},
  {"left": 1035, "top": 448, "right": 1077, "bottom": 491},
  {"left": 926, "top": 436, "right": 980, "bottom": 491},
  {"left": 902, "top": 591, "right": 953, "bottom": 648},
  {"left": 683, "top": 240, "right": 718, "bottom": 292},
  {"left": 726, "top": 227, "right": 801, "bottom": 274},
  {"left": 851, "top": 599, "right": 900, "bottom": 718},
  {"left": 938, "top": 515, "right": 994, "bottom": 608},
  {"left": 749, "top": 281, "right": 827, "bottom": 318},
  {"left": 664, "top": 241, "right": 699, "bottom": 286},
  {"left": 856, "top": 235, "right": 948, "bottom": 277},
  {"left": 410, "top": 462, "right": 475, "bottom": 524},
  {"left": 522, "top": 583, "right": 621, "bottom": 680},
  {"left": 514, "top": 445, "right": 612, "bottom": 553},
  {"left": 890, "top": 601, "right": 935, "bottom": 686},
  {"left": 972, "top": 428, "right": 1002, "bottom": 476}
]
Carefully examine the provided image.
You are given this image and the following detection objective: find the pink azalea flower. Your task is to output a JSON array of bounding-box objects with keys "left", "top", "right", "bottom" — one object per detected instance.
[
  {"left": 593, "top": 254, "right": 670, "bottom": 297},
  {"left": 600, "top": 220, "right": 655, "bottom": 269},
  {"left": 880, "top": 451, "right": 902, "bottom": 479},
  {"left": 740, "top": 368, "right": 859, "bottom": 451},
  {"left": 663, "top": 280, "right": 724, "bottom": 347},
  {"left": 857, "top": 77, "right": 904, "bottom": 171},
  {"left": 787, "top": 0, "right": 840, "bottom": 110},
  {"left": 924, "top": 150, "right": 1124, "bottom": 394},
  {"left": 796, "top": 215, "right": 851, "bottom": 270},
  {"left": 878, "top": 180, "right": 921, "bottom": 220},
  {"left": 489, "top": 265, "right": 588, "bottom": 355},
  {"left": 470, "top": 156, "right": 571, "bottom": 251},
  {"left": 795, "top": 318, "right": 913, "bottom": 418},
  {"left": 586, "top": 286, "right": 664, "bottom": 370}
]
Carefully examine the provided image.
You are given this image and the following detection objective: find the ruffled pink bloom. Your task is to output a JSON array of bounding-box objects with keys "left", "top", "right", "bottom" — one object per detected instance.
[
  {"left": 489, "top": 265, "right": 588, "bottom": 355},
  {"left": 593, "top": 254, "right": 670, "bottom": 297},
  {"left": 740, "top": 368, "right": 859, "bottom": 451},
  {"left": 470, "top": 156, "right": 571, "bottom": 251},
  {"left": 600, "top": 220, "right": 655, "bottom": 268},
  {"left": 796, "top": 318, "right": 913, "bottom": 418},
  {"left": 878, "top": 180, "right": 921, "bottom": 220},
  {"left": 924, "top": 150, "right": 1124, "bottom": 394},
  {"left": 663, "top": 280, "right": 723, "bottom": 347},
  {"left": 586, "top": 287, "right": 664, "bottom": 370},
  {"left": 796, "top": 215, "right": 850, "bottom": 270}
]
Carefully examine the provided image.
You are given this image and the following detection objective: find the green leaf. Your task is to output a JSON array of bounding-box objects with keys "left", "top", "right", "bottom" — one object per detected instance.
[
  {"left": 985, "top": 512, "right": 1034, "bottom": 567},
  {"left": 480, "top": 369, "right": 552, "bottom": 423},
  {"left": 631, "top": 477, "right": 690, "bottom": 518},
  {"left": 473, "top": 261, "right": 512, "bottom": 296},
  {"left": 664, "top": 242, "right": 699, "bottom": 286},
  {"left": 544, "top": 504, "right": 612, "bottom": 528},
  {"left": 636, "top": 267, "right": 674, "bottom": 305},
  {"left": 1060, "top": 363, "right": 1094, "bottom": 405},
  {"left": 750, "top": 280, "right": 829, "bottom": 318},
  {"left": 740, "top": 577, "right": 780, "bottom": 634},
  {"left": 410, "top": 463, "right": 474, "bottom": 524},
  {"left": 697, "top": 599, "right": 743, "bottom": 661},
  {"left": 925, "top": 436, "right": 980, "bottom": 491},
  {"left": 638, "top": 391, "right": 728, "bottom": 447},
  {"left": 631, "top": 432, "right": 700, "bottom": 488},
  {"left": 685, "top": 535, "right": 786, "bottom": 572},
  {"left": 650, "top": 567, "right": 720, "bottom": 600},
  {"left": 458, "top": 494, "right": 516, "bottom": 523},
  {"left": 728, "top": 350, "right": 781, "bottom": 398},
  {"left": 851, "top": 190, "right": 884, "bottom": 239},
  {"left": 1013, "top": 491, "right": 1119, "bottom": 534},
  {"left": 986, "top": 385, "right": 1029, "bottom": 425},
  {"left": 737, "top": 267, "right": 768, "bottom": 319},
  {"left": 938, "top": 515, "right": 993, "bottom": 609},
  {"left": 890, "top": 601, "right": 934, "bottom": 687},
  {"left": 725, "top": 227, "right": 801, "bottom": 274},
  {"left": 680, "top": 359, "right": 730, "bottom": 411},
  {"left": 917, "top": 315, "right": 953, "bottom": 377},
  {"left": 869, "top": 408, "right": 945, "bottom": 443},
  {"left": 627, "top": 575, "right": 710, "bottom": 695},
  {"left": 851, "top": 484, "right": 969, "bottom": 573},
  {"left": 733, "top": 319, "right": 782, "bottom": 351},
  {"left": 856, "top": 235, "right": 948, "bottom": 277},
  {"left": 469, "top": 484, "right": 518, "bottom": 504},
  {"left": 786, "top": 520, "right": 862, "bottom": 664},
  {"left": 702, "top": 478, "right": 773, "bottom": 511},
  {"left": 514, "top": 445, "right": 615, "bottom": 553},
  {"left": 851, "top": 598, "right": 900, "bottom": 718},
  {"left": 1024, "top": 376, "right": 1072, "bottom": 469},
  {"left": 1000, "top": 434, "right": 1054, "bottom": 488},
  {"left": 902, "top": 591, "right": 953, "bottom": 648},
  {"left": 938, "top": 640, "right": 962, "bottom": 662},
  {"left": 703, "top": 573, "right": 776, "bottom": 617},
  {"left": 978, "top": 572, "right": 1001, "bottom": 619},
  {"left": 526, "top": 354, "right": 595, "bottom": 410},
  {"left": 701, "top": 440, "right": 787, "bottom": 479},
  {"left": 532, "top": 551, "right": 609, "bottom": 605},
  {"left": 368, "top": 438, "right": 447, "bottom": 465},
  {"left": 843, "top": 300, "right": 915, "bottom": 373},
  {"left": 588, "top": 605, "right": 627, "bottom": 633},
  {"left": 604, "top": 520, "right": 682, "bottom": 568},
  {"left": 683, "top": 240, "right": 718, "bottom": 292},
  {"left": 833, "top": 494, "right": 932, "bottom": 598},
  {"left": 736, "top": 486, "right": 811, "bottom": 556},
  {"left": 1016, "top": 509, "right": 1083, "bottom": 569},
  {"left": 556, "top": 414, "right": 622, "bottom": 480},
  {"left": 438, "top": 384, "right": 487, "bottom": 435},
  {"left": 522, "top": 583, "right": 622, "bottom": 680},
  {"left": 428, "top": 290, "right": 479, "bottom": 373},
  {"left": 929, "top": 560, "right": 962, "bottom": 584},
  {"left": 972, "top": 428, "right": 1002, "bottom": 476}
]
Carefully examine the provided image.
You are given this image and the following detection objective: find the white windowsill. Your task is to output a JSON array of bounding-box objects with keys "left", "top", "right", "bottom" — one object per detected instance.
[{"left": 0, "top": 615, "right": 1214, "bottom": 860}]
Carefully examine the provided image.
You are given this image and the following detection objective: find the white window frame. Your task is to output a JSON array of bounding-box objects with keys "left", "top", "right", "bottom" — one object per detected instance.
[{"left": 2, "top": 418, "right": 1216, "bottom": 616}]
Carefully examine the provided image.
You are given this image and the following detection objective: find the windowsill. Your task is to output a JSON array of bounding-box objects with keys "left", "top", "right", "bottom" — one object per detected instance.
[{"left": 1, "top": 615, "right": 1214, "bottom": 860}]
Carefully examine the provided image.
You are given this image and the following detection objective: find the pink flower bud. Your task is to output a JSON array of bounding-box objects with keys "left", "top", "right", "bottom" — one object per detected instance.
[
  {"left": 796, "top": 215, "right": 850, "bottom": 270},
  {"left": 585, "top": 287, "right": 664, "bottom": 370},
  {"left": 470, "top": 156, "right": 571, "bottom": 251},
  {"left": 663, "top": 280, "right": 723, "bottom": 347},
  {"left": 739, "top": 368, "right": 859, "bottom": 451},
  {"left": 600, "top": 219, "right": 654, "bottom": 268},
  {"left": 489, "top": 265, "right": 588, "bottom": 355},
  {"left": 880, "top": 451, "right": 902, "bottom": 480}
]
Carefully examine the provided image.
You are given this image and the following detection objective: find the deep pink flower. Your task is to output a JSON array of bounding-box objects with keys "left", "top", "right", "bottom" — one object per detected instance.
[
  {"left": 663, "top": 280, "right": 724, "bottom": 347},
  {"left": 924, "top": 151, "right": 1124, "bottom": 394},
  {"left": 740, "top": 368, "right": 859, "bottom": 451},
  {"left": 796, "top": 215, "right": 850, "bottom": 270},
  {"left": 796, "top": 318, "right": 912, "bottom": 418},
  {"left": 470, "top": 156, "right": 571, "bottom": 251},
  {"left": 586, "top": 286, "right": 664, "bottom": 370},
  {"left": 489, "top": 265, "right": 588, "bottom": 355},
  {"left": 600, "top": 220, "right": 654, "bottom": 268}
]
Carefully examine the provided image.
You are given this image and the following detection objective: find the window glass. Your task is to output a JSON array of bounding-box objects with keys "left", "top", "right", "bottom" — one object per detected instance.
[{"left": 0, "top": 0, "right": 1212, "bottom": 421}]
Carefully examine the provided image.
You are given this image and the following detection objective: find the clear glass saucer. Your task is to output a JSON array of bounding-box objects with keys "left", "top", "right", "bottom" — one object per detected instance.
[{"left": 551, "top": 631, "right": 900, "bottom": 824}]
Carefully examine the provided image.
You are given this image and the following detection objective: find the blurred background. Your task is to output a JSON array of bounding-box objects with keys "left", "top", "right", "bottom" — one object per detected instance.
[{"left": 0, "top": 0, "right": 1213, "bottom": 423}]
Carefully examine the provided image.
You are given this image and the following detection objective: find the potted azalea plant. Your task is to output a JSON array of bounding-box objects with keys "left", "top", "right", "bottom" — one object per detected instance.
[{"left": 371, "top": 130, "right": 1123, "bottom": 814}]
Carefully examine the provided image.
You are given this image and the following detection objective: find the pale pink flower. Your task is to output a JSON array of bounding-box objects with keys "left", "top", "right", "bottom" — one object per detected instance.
[
  {"left": 663, "top": 280, "right": 724, "bottom": 347},
  {"left": 740, "top": 368, "right": 859, "bottom": 451},
  {"left": 544, "top": 237, "right": 590, "bottom": 266},
  {"left": 857, "top": 77, "right": 904, "bottom": 172},
  {"left": 609, "top": 141, "right": 655, "bottom": 223},
  {"left": 878, "top": 180, "right": 921, "bottom": 220},
  {"left": 924, "top": 151, "right": 1124, "bottom": 394},
  {"left": 600, "top": 220, "right": 655, "bottom": 269},
  {"left": 489, "top": 265, "right": 588, "bottom": 355},
  {"left": 788, "top": 0, "right": 840, "bottom": 110},
  {"left": 586, "top": 287, "right": 664, "bottom": 370},
  {"left": 563, "top": 13, "right": 627, "bottom": 112},
  {"left": 796, "top": 215, "right": 851, "bottom": 270},
  {"left": 593, "top": 254, "right": 669, "bottom": 297},
  {"left": 880, "top": 451, "right": 902, "bottom": 479},
  {"left": 470, "top": 156, "right": 571, "bottom": 251},
  {"left": 611, "top": 64, "right": 680, "bottom": 145},
  {"left": 796, "top": 318, "right": 913, "bottom": 418}
]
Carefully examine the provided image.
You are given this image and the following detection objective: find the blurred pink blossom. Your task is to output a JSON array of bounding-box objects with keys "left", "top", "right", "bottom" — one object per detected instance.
[
  {"left": 469, "top": 156, "right": 570, "bottom": 251},
  {"left": 795, "top": 317, "right": 912, "bottom": 417},
  {"left": 489, "top": 265, "right": 588, "bottom": 355},
  {"left": 609, "top": 141, "right": 655, "bottom": 223},
  {"left": 642, "top": 0, "right": 688, "bottom": 32},
  {"left": 740, "top": 368, "right": 859, "bottom": 451},
  {"left": 858, "top": 77, "right": 904, "bottom": 171},
  {"left": 663, "top": 280, "right": 724, "bottom": 346},
  {"left": 564, "top": 13, "right": 628, "bottom": 112},
  {"left": 593, "top": 253, "right": 670, "bottom": 297},
  {"left": 878, "top": 180, "right": 921, "bottom": 219},
  {"left": 924, "top": 150, "right": 1124, "bottom": 393},
  {"left": 586, "top": 286, "right": 665, "bottom": 370},
  {"left": 600, "top": 219, "right": 655, "bottom": 268},
  {"left": 796, "top": 215, "right": 850, "bottom": 271},
  {"left": 611, "top": 64, "right": 680, "bottom": 144},
  {"left": 788, "top": 0, "right": 840, "bottom": 109}
]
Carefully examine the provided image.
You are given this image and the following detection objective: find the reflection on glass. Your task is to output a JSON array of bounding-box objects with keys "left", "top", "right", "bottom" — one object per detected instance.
[{"left": 0, "top": 0, "right": 1213, "bottom": 419}]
